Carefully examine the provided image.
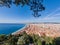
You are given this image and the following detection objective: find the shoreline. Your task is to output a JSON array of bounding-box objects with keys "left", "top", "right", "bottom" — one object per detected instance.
[
  {"left": 12, "top": 23, "right": 60, "bottom": 35},
  {"left": 12, "top": 24, "right": 28, "bottom": 35}
]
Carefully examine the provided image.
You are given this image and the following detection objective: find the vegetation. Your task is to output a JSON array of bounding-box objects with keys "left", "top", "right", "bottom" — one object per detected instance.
[
  {"left": 0, "top": 31, "right": 60, "bottom": 45},
  {"left": 0, "top": 0, "right": 45, "bottom": 17}
]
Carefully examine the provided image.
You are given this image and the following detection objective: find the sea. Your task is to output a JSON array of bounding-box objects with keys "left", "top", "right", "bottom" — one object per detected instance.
[{"left": 0, "top": 23, "right": 25, "bottom": 34}]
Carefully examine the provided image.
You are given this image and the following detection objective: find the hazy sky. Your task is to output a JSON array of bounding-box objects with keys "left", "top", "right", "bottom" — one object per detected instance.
[{"left": 0, "top": 0, "right": 60, "bottom": 23}]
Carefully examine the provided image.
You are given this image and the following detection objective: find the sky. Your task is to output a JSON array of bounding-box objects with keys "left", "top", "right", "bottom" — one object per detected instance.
[{"left": 0, "top": 0, "right": 60, "bottom": 23}]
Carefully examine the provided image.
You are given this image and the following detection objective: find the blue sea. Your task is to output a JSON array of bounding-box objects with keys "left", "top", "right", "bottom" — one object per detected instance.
[{"left": 0, "top": 23, "right": 25, "bottom": 34}]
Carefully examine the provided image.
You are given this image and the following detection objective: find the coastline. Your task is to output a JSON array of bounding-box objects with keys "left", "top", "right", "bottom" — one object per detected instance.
[
  {"left": 12, "top": 23, "right": 60, "bottom": 37},
  {"left": 12, "top": 24, "right": 28, "bottom": 35},
  {"left": 12, "top": 23, "right": 60, "bottom": 35}
]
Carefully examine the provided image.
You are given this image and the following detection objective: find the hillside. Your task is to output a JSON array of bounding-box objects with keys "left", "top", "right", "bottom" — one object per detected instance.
[{"left": 14, "top": 24, "right": 60, "bottom": 38}]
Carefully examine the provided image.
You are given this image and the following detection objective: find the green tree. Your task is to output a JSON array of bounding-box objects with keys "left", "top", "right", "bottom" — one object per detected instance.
[
  {"left": 0, "top": 34, "right": 6, "bottom": 42},
  {"left": 4, "top": 34, "right": 18, "bottom": 45},
  {"left": 37, "top": 38, "right": 42, "bottom": 45},
  {"left": 31, "top": 34, "right": 42, "bottom": 45},
  {"left": 53, "top": 37, "right": 60, "bottom": 45},
  {"left": 17, "top": 31, "right": 30, "bottom": 45},
  {"left": 17, "top": 36, "right": 25, "bottom": 45},
  {"left": 44, "top": 37, "right": 53, "bottom": 45}
]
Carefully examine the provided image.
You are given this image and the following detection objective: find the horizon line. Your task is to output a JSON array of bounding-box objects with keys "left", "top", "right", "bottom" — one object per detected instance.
[{"left": 0, "top": 22, "right": 60, "bottom": 24}]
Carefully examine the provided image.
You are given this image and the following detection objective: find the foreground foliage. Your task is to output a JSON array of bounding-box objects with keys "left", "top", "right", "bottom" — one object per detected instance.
[{"left": 0, "top": 31, "right": 60, "bottom": 45}]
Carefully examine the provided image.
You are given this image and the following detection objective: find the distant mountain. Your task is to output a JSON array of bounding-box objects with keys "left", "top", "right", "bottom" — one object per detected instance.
[{"left": 13, "top": 24, "right": 60, "bottom": 38}]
